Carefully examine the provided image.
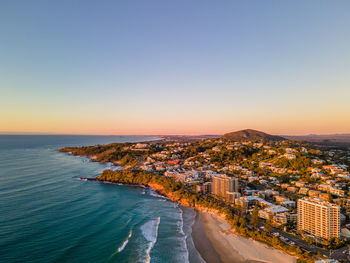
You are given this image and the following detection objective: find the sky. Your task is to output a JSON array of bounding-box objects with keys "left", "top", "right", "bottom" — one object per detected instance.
[{"left": 1, "top": 0, "right": 350, "bottom": 135}]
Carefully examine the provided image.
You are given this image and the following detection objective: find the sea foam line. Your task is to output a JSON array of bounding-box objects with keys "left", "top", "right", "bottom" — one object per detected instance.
[
  {"left": 148, "top": 189, "right": 168, "bottom": 200},
  {"left": 141, "top": 217, "right": 161, "bottom": 263},
  {"left": 108, "top": 229, "right": 133, "bottom": 261},
  {"left": 118, "top": 229, "right": 132, "bottom": 252},
  {"left": 178, "top": 207, "right": 189, "bottom": 263}
]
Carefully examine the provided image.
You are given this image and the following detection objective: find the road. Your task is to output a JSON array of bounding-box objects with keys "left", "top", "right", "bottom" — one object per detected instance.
[{"left": 274, "top": 229, "right": 349, "bottom": 261}]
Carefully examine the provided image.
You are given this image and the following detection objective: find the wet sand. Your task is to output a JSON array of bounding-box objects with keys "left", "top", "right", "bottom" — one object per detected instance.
[{"left": 191, "top": 212, "right": 224, "bottom": 263}]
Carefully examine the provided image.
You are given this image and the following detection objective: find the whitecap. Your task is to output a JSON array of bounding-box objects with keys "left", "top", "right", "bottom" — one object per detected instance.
[
  {"left": 148, "top": 189, "right": 168, "bottom": 200},
  {"left": 140, "top": 217, "right": 160, "bottom": 263},
  {"left": 108, "top": 229, "right": 133, "bottom": 261},
  {"left": 117, "top": 229, "right": 132, "bottom": 252},
  {"left": 177, "top": 207, "right": 189, "bottom": 263},
  {"left": 178, "top": 208, "right": 186, "bottom": 237}
]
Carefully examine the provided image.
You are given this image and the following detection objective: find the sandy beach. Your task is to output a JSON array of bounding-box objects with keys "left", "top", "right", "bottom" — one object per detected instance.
[
  {"left": 191, "top": 212, "right": 224, "bottom": 263},
  {"left": 192, "top": 211, "right": 297, "bottom": 263}
]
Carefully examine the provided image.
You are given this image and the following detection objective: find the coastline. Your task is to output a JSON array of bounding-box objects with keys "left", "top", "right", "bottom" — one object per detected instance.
[
  {"left": 81, "top": 177, "right": 298, "bottom": 263},
  {"left": 59, "top": 135, "right": 349, "bottom": 263},
  {"left": 192, "top": 211, "right": 297, "bottom": 263}
]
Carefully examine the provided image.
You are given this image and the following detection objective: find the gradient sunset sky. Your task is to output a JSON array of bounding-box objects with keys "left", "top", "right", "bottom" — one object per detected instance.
[{"left": 1, "top": 0, "right": 350, "bottom": 135}]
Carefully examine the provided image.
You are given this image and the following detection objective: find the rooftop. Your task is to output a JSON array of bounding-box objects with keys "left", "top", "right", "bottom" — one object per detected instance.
[{"left": 298, "top": 197, "right": 340, "bottom": 208}]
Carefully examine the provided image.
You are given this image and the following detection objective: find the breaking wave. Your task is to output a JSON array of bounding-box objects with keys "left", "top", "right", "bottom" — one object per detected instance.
[
  {"left": 117, "top": 229, "right": 132, "bottom": 252},
  {"left": 108, "top": 229, "right": 133, "bottom": 261},
  {"left": 148, "top": 189, "right": 168, "bottom": 200},
  {"left": 177, "top": 207, "right": 189, "bottom": 263},
  {"left": 141, "top": 217, "right": 161, "bottom": 263}
]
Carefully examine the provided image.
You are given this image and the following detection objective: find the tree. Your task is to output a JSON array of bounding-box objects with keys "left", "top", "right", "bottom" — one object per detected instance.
[
  {"left": 272, "top": 236, "right": 280, "bottom": 246},
  {"left": 250, "top": 206, "right": 259, "bottom": 228},
  {"left": 265, "top": 214, "right": 273, "bottom": 234},
  {"left": 239, "top": 216, "right": 247, "bottom": 228},
  {"left": 328, "top": 192, "right": 333, "bottom": 202},
  {"left": 232, "top": 215, "right": 239, "bottom": 228},
  {"left": 295, "top": 247, "right": 302, "bottom": 255}
]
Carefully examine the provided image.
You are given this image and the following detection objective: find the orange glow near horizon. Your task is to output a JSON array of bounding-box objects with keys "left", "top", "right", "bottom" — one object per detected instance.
[{"left": 2, "top": 108, "right": 350, "bottom": 136}]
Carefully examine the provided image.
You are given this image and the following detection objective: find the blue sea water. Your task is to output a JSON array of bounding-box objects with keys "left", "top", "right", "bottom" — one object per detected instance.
[{"left": 0, "top": 135, "right": 204, "bottom": 263}]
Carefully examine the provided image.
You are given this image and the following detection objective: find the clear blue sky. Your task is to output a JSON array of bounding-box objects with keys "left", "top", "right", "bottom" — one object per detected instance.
[{"left": 1, "top": 0, "right": 350, "bottom": 135}]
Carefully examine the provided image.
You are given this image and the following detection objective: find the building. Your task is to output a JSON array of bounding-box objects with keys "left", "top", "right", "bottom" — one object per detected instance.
[
  {"left": 235, "top": 197, "right": 249, "bottom": 209},
  {"left": 212, "top": 175, "right": 238, "bottom": 199},
  {"left": 308, "top": 190, "right": 320, "bottom": 197},
  {"left": 196, "top": 182, "right": 212, "bottom": 194},
  {"left": 343, "top": 199, "right": 350, "bottom": 215},
  {"left": 315, "top": 260, "right": 339, "bottom": 263},
  {"left": 318, "top": 192, "right": 331, "bottom": 201},
  {"left": 297, "top": 197, "right": 340, "bottom": 239},
  {"left": 299, "top": 187, "right": 309, "bottom": 195},
  {"left": 329, "top": 187, "right": 345, "bottom": 197},
  {"left": 295, "top": 181, "right": 306, "bottom": 188},
  {"left": 258, "top": 205, "right": 290, "bottom": 226},
  {"left": 203, "top": 182, "right": 212, "bottom": 194},
  {"left": 283, "top": 153, "right": 296, "bottom": 160},
  {"left": 275, "top": 195, "right": 289, "bottom": 203},
  {"left": 281, "top": 200, "right": 296, "bottom": 208},
  {"left": 196, "top": 184, "right": 203, "bottom": 193},
  {"left": 287, "top": 186, "right": 297, "bottom": 193},
  {"left": 286, "top": 213, "right": 297, "bottom": 223},
  {"left": 226, "top": 191, "right": 241, "bottom": 203}
]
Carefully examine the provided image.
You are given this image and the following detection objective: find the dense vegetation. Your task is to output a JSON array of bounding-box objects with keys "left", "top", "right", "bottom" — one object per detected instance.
[
  {"left": 223, "top": 129, "right": 285, "bottom": 141},
  {"left": 274, "top": 155, "right": 312, "bottom": 171},
  {"left": 98, "top": 169, "right": 233, "bottom": 215},
  {"left": 60, "top": 143, "right": 157, "bottom": 166}
]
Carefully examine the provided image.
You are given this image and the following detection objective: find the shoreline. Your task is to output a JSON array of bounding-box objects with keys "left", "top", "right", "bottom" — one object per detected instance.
[
  {"left": 81, "top": 178, "right": 297, "bottom": 263},
  {"left": 193, "top": 211, "right": 297, "bottom": 263},
  {"left": 191, "top": 212, "right": 223, "bottom": 263}
]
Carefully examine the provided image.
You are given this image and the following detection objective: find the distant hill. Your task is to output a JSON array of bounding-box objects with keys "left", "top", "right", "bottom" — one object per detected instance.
[
  {"left": 161, "top": 135, "right": 220, "bottom": 142},
  {"left": 284, "top": 134, "right": 350, "bottom": 147},
  {"left": 222, "top": 129, "right": 285, "bottom": 141}
]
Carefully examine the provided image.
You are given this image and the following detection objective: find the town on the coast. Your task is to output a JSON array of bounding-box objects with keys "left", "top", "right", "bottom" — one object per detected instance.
[{"left": 61, "top": 129, "right": 350, "bottom": 263}]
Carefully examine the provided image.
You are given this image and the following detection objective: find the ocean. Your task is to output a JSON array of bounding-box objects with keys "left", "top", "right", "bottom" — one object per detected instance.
[{"left": 0, "top": 135, "right": 204, "bottom": 263}]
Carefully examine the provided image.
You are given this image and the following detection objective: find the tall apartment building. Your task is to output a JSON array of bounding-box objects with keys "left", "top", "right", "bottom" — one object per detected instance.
[
  {"left": 297, "top": 197, "right": 340, "bottom": 239},
  {"left": 226, "top": 191, "right": 241, "bottom": 202},
  {"left": 344, "top": 199, "right": 350, "bottom": 216},
  {"left": 196, "top": 182, "right": 212, "bottom": 194},
  {"left": 212, "top": 175, "right": 239, "bottom": 199},
  {"left": 203, "top": 182, "right": 212, "bottom": 194}
]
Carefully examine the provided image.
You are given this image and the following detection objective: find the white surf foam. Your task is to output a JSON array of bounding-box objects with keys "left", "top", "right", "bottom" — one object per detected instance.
[
  {"left": 148, "top": 189, "right": 168, "bottom": 200},
  {"left": 178, "top": 207, "right": 186, "bottom": 237},
  {"left": 117, "top": 229, "right": 132, "bottom": 252},
  {"left": 178, "top": 207, "right": 189, "bottom": 263},
  {"left": 108, "top": 229, "right": 133, "bottom": 261},
  {"left": 111, "top": 166, "right": 122, "bottom": 171},
  {"left": 141, "top": 217, "right": 160, "bottom": 263}
]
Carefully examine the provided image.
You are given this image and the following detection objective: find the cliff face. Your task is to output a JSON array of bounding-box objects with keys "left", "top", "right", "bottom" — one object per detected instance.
[
  {"left": 147, "top": 182, "right": 227, "bottom": 219},
  {"left": 96, "top": 175, "right": 228, "bottom": 221},
  {"left": 148, "top": 182, "right": 194, "bottom": 207},
  {"left": 194, "top": 206, "right": 227, "bottom": 221}
]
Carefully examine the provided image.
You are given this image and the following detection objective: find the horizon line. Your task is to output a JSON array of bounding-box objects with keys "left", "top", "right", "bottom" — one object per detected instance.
[{"left": 1, "top": 131, "right": 350, "bottom": 137}]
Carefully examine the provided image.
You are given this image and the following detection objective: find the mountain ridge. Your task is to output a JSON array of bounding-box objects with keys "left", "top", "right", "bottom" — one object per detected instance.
[{"left": 222, "top": 129, "right": 285, "bottom": 141}]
